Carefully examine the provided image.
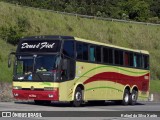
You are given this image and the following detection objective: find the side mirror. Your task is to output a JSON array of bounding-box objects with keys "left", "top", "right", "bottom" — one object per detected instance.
[
  {"left": 8, "top": 54, "right": 12, "bottom": 68},
  {"left": 62, "top": 59, "right": 68, "bottom": 70},
  {"left": 8, "top": 52, "right": 15, "bottom": 68}
]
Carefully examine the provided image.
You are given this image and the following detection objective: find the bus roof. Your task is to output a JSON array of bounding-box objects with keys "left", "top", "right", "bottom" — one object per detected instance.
[
  {"left": 75, "top": 37, "right": 149, "bottom": 55},
  {"left": 20, "top": 35, "right": 149, "bottom": 55}
]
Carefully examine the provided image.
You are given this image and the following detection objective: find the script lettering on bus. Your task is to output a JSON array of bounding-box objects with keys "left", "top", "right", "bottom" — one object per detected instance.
[{"left": 21, "top": 42, "right": 55, "bottom": 49}]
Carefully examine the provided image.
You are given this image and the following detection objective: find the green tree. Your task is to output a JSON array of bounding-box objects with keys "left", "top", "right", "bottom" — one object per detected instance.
[{"left": 119, "top": 0, "right": 150, "bottom": 21}]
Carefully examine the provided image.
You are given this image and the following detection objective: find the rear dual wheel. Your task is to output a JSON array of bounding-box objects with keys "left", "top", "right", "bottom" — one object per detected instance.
[
  {"left": 122, "top": 89, "right": 138, "bottom": 105},
  {"left": 122, "top": 89, "right": 130, "bottom": 105},
  {"left": 129, "top": 89, "right": 138, "bottom": 105}
]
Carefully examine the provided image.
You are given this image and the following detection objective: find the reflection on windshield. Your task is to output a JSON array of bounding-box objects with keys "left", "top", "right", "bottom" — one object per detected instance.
[
  {"left": 35, "top": 55, "right": 56, "bottom": 72},
  {"left": 14, "top": 55, "right": 60, "bottom": 81}
]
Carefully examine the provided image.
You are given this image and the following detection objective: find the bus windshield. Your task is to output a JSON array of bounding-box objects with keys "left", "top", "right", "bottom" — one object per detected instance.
[{"left": 14, "top": 55, "right": 61, "bottom": 82}]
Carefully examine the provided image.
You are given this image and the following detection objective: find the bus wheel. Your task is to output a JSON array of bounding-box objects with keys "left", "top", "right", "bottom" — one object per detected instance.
[
  {"left": 129, "top": 90, "right": 138, "bottom": 105},
  {"left": 122, "top": 89, "right": 130, "bottom": 105},
  {"left": 73, "top": 87, "right": 83, "bottom": 107}
]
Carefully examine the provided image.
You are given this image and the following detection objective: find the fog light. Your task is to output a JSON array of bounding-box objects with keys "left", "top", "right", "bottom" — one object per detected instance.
[
  {"left": 48, "top": 94, "right": 54, "bottom": 98},
  {"left": 14, "top": 93, "right": 19, "bottom": 96}
]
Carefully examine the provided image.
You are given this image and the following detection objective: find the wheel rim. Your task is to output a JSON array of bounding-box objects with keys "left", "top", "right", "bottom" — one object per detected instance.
[
  {"left": 132, "top": 93, "right": 137, "bottom": 102},
  {"left": 75, "top": 91, "right": 81, "bottom": 101},
  {"left": 124, "top": 93, "right": 129, "bottom": 103}
]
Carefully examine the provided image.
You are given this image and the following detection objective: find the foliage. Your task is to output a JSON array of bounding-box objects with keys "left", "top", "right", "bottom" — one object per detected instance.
[
  {"left": 150, "top": 80, "right": 160, "bottom": 93},
  {"left": 0, "top": 2, "right": 160, "bottom": 82},
  {"left": 1, "top": 0, "right": 160, "bottom": 23},
  {"left": 0, "top": 16, "right": 30, "bottom": 45}
]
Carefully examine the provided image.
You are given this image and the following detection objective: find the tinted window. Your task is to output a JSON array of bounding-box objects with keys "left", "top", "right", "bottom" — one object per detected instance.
[
  {"left": 143, "top": 55, "right": 149, "bottom": 69},
  {"left": 76, "top": 43, "right": 83, "bottom": 60},
  {"left": 133, "top": 53, "right": 143, "bottom": 68},
  {"left": 129, "top": 53, "right": 134, "bottom": 67},
  {"left": 124, "top": 52, "right": 129, "bottom": 66},
  {"left": 124, "top": 52, "right": 134, "bottom": 67},
  {"left": 83, "top": 43, "right": 88, "bottom": 61},
  {"left": 137, "top": 54, "right": 142, "bottom": 68},
  {"left": 89, "top": 46, "right": 95, "bottom": 62},
  {"left": 103, "top": 47, "right": 113, "bottom": 64},
  {"left": 96, "top": 46, "right": 101, "bottom": 62},
  {"left": 114, "top": 50, "right": 123, "bottom": 65},
  {"left": 63, "top": 41, "right": 74, "bottom": 58},
  {"left": 76, "top": 42, "right": 88, "bottom": 61}
]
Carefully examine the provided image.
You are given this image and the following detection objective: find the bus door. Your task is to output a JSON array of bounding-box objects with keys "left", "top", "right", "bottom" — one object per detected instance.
[{"left": 59, "top": 40, "right": 76, "bottom": 101}]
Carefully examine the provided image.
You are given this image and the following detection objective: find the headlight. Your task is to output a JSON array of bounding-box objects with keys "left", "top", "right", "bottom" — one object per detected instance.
[{"left": 13, "top": 86, "right": 22, "bottom": 90}]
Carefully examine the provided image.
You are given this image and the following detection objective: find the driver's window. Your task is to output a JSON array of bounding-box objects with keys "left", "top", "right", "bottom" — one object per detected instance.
[{"left": 63, "top": 41, "right": 75, "bottom": 58}]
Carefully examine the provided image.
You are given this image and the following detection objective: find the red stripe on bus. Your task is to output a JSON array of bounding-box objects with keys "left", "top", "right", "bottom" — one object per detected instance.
[{"left": 83, "top": 72, "right": 149, "bottom": 92}]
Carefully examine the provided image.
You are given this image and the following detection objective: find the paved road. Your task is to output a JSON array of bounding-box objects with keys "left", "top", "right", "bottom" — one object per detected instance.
[{"left": 0, "top": 101, "right": 159, "bottom": 120}]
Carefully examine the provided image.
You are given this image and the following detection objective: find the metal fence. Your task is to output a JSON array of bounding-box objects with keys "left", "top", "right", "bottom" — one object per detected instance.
[{"left": 7, "top": 2, "right": 160, "bottom": 26}]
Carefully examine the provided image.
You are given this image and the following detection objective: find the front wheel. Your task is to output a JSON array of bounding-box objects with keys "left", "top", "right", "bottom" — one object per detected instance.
[
  {"left": 129, "top": 90, "right": 138, "bottom": 105},
  {"left": 72, "top": 87, "right": 83, "bottom": 107}
]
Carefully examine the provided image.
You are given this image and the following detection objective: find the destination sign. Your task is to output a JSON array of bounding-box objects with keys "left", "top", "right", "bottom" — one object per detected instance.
[
  {"left": 18, "top": 40, "right": 61, "bottom": 53},
  {"left": 21, "top": 42, "right": 55, "bottom": 49}
]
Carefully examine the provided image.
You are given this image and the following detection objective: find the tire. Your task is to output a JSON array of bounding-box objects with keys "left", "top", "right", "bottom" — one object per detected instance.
[
  {"left": 122, "top": 89, "right": 130, "bottom": 105},
  {"left": 73, "top": 87, "right": 83, "bottom": 107},
  {"left": 129, "top": 89, "right": 138, "bottom": 105}
]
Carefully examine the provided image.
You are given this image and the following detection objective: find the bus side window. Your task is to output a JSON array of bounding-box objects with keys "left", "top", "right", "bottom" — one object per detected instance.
[
  {"left": 144, "top": 55, "right": 149, "bottom": 69},
  {"left": 103, "top": 47, "right": 113, "bottom": 64},
  {"left": 63, "top": 41, "right": 74, "bottom": 58},
  {"left": 133, "top": 54, "right": 137, "bottom": 67},
  {"left": 137, "top": 54, "right": 142, "bottom": 68},
  {"left": 89, "top": 46, "right": 95, "bottom": 62},
  {"left": 129, "top": 53, "right": 133, "bottom": 67},
  {"left": 83, "top": 43, "right": 88, "bottom": 61},
  {"left": 103, "top": 47, "right": 109, "bottom": 63},
  {"left": 96, "top": 46, "right": 101, "bottom": 63},
  {"left": 124, "top": 52, "right": 129, "bottom": 66},
  {"left": 114, "top": 50, "right": 123, "bottom": 65},
  {"left": 76, "top": 42, "right": 83, "bottom": 60}
]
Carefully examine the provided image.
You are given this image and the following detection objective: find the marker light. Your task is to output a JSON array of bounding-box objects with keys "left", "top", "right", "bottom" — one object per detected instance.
[
  {"left": 48, "top": 94, "right": 54, "bottom": 98},
  {"left": 14, "top": 93, "right": 19, "bottom": 96}
]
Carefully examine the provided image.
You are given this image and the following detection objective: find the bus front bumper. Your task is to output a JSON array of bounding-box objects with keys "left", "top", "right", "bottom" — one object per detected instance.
[{"left": 12, "top": 89, "right": 59, "bottom": 101}]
